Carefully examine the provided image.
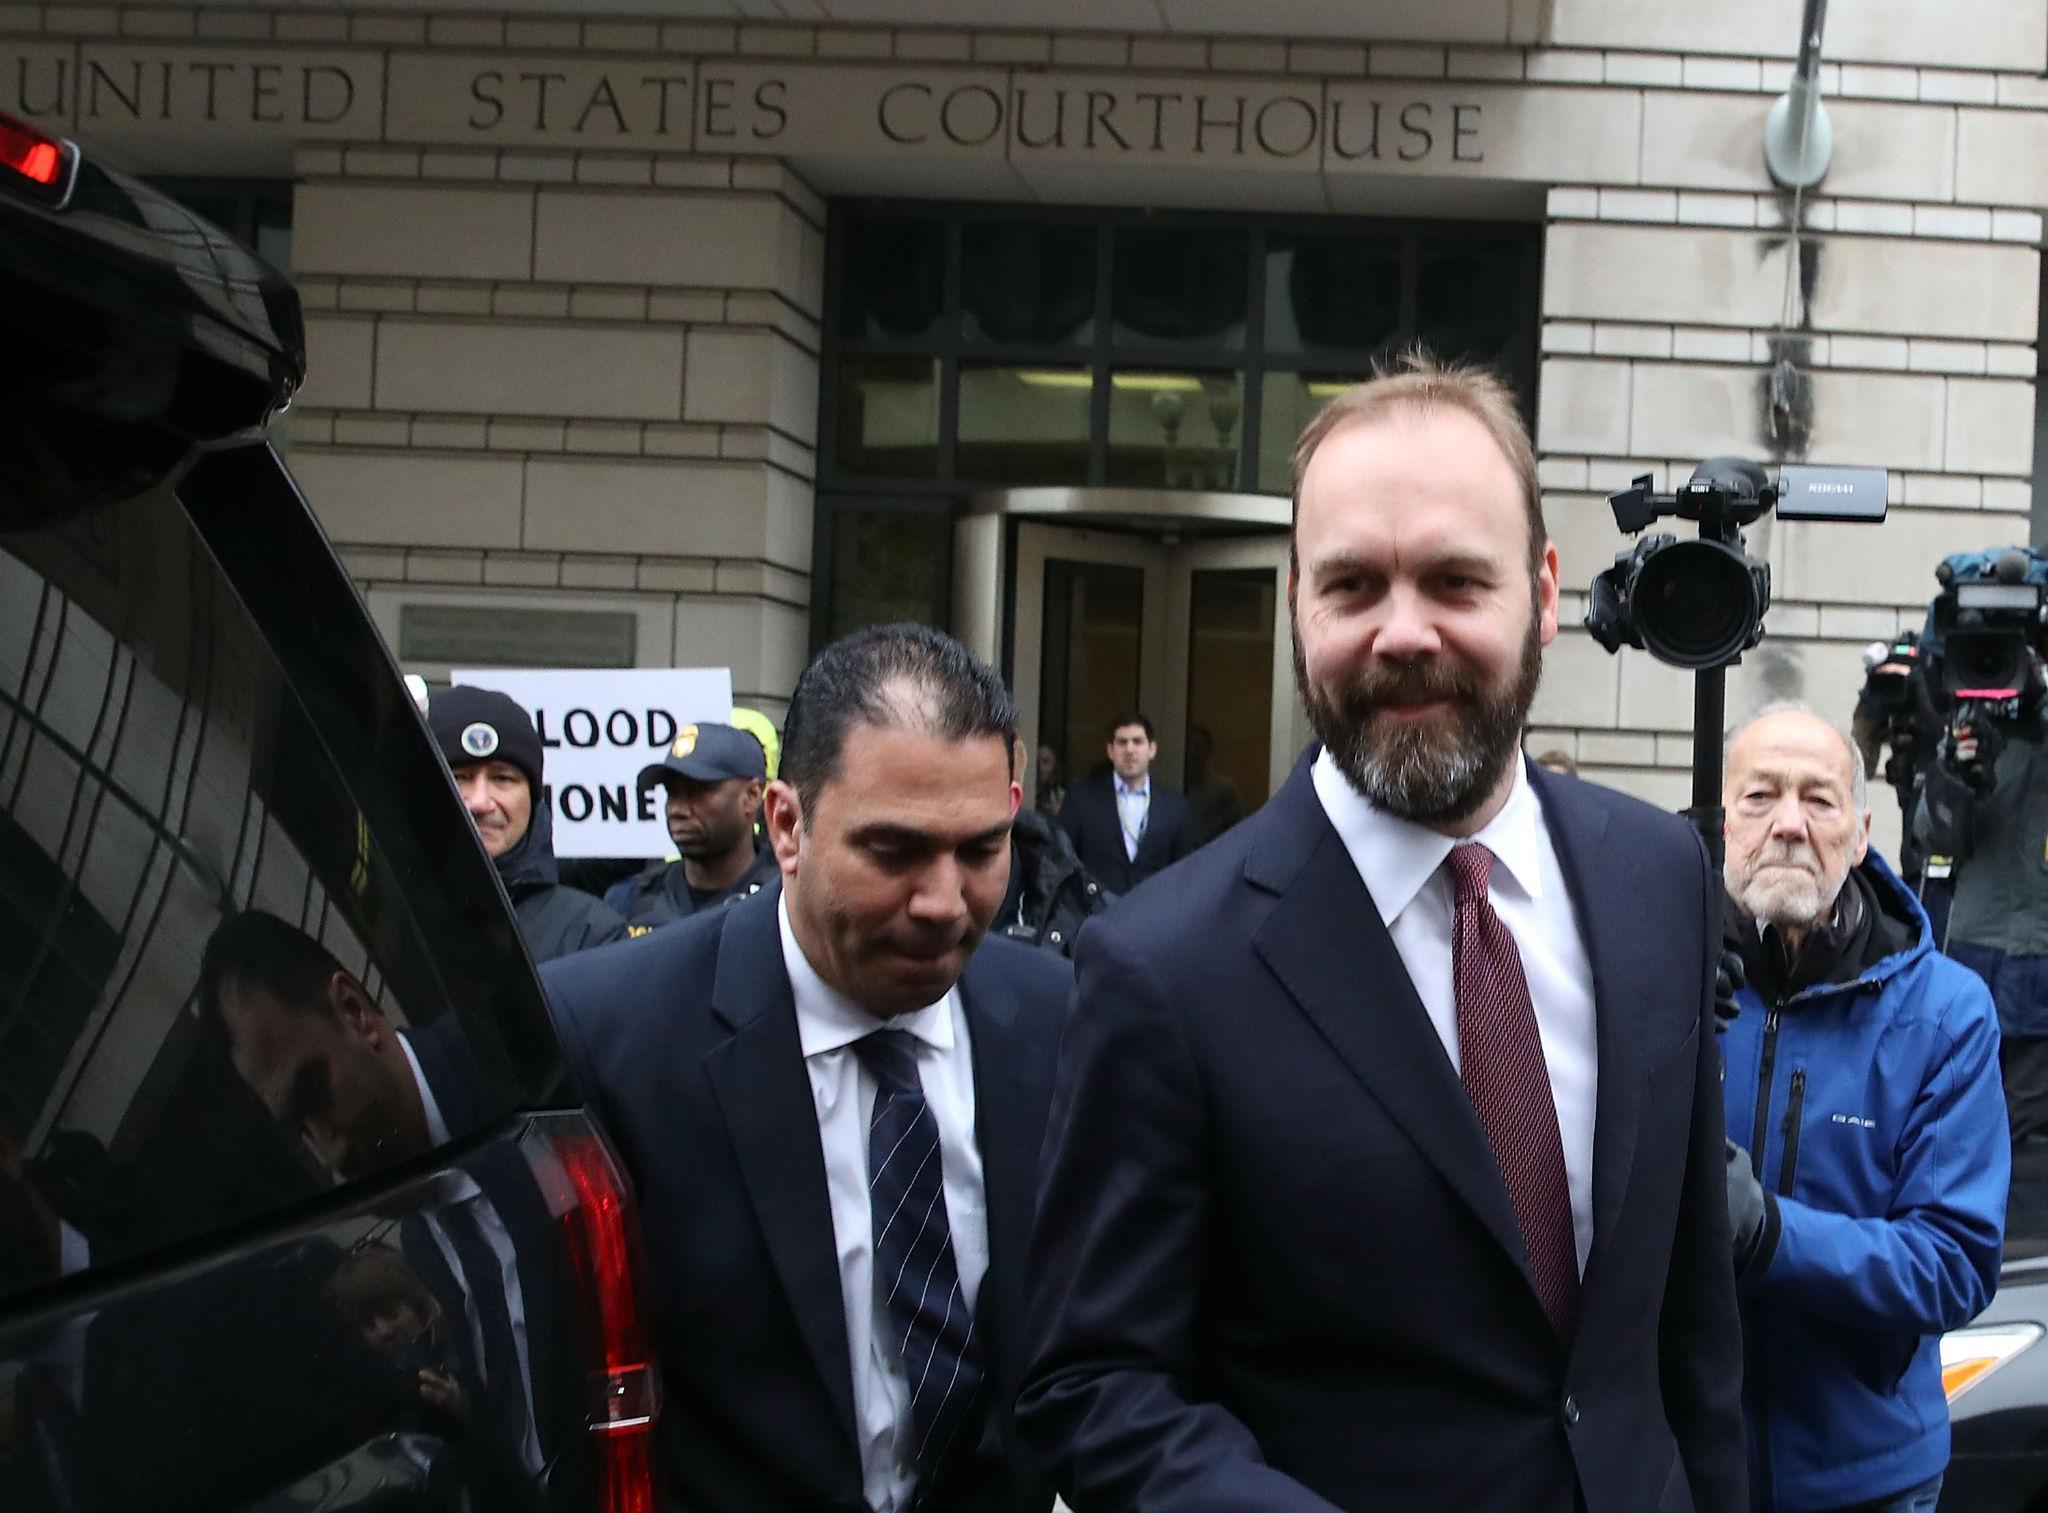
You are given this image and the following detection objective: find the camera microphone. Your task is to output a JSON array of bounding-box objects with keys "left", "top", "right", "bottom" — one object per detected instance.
[{"left": 1863, "top": 641, "right": 1891, "bottom": 672}]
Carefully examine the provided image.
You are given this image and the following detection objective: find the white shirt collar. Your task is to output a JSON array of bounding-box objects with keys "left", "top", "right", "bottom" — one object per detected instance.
[
  {"left": 1114, "top": 773, "right": 1150, "bottom": 799},
  {"left": 398, "top": 1027, "right": 452, "bottom": 1147},
  {"left": 1311, "top": 749, "right": 1548, "bottom": 927},
  {"left": 778, "top": 893, "right": 956, "bottom": 1060}
]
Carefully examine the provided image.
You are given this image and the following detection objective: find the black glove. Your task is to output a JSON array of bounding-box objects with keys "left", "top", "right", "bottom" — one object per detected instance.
[
  {"left": 1724, "top": 1140, "right": 1772, "bottom": 1275},
  {"left": 1918, "top": 753, "right": 1979, "bottom": 859},
  {"left": 1714, "top": 946, "right": 1745, "bottom": 1034},
  {"left": 1713, "top": 899, "right": 1747, "bottom": 1034}
]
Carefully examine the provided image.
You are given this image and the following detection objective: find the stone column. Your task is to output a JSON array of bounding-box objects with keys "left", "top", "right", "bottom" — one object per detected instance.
[{"left": 287, "top": 139, "right": 824, "bottom": 721}]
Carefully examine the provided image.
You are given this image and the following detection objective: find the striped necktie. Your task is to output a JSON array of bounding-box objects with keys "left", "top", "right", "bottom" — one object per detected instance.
[{"left": 853, "top": 1029, "right": 986, "bottom": 1502}]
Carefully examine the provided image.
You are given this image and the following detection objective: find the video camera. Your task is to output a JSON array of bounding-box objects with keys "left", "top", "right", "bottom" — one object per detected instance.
[
  {"left": 1586, "top": 460, "right": 1889, "bottom": 669},
  {"left": 1931, "top": 551, "right": 2046, "bottom": 703},
  {"left": 1923, "top": 549, "right": 2048, "bottom": 793},
  {"left": 1850, "top": 633, "right": 1942, "bottom": 873},
  {"left": 1584, "top": 457, "right": 1889, "bottom": 863},
  {"left": 1856, "top": 632, "right": 1935, "bottom": 790}
]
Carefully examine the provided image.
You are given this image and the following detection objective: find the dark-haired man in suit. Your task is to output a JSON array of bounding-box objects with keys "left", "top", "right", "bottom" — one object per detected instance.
[
  {"left": 1020, "top": 356, "right": 1745, "bottom": 1513},
  {"left": 1057, "top": 713, "right": 1194, "bottom": 892},
  {"left": 544, "top": 623, "right": 1067, "bottom": 1513}
]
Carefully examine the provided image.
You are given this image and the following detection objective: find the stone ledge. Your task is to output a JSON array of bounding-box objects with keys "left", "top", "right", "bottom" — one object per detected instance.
[
  {"left": 1543, "top": 323, "right": 2032, "bottom": 370},
  {"left": 314, "top": 151, "right": 825, "bottom": 229},
  {"left": 287, "top": 411, "right": 816, "bottom": 466},
  {"left": 348, "top": 548, "right": 800, "bottom": 597},
  {"left": 5, "top": 12, "right": 2033, "bottom": 118},
  {"left": 288, "top": 279, "right": 823, "bottom": 346},
  {"left": 1548, "top": 188, "right": 2038, "bottom": 236},
  {"left": 0, "top": 11, "right": 2013, "bottom": 105}
]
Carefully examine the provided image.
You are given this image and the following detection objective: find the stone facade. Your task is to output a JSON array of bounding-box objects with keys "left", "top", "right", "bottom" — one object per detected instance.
[{"left": 4, "top": 1, "right": 2041, "bottom": 841}]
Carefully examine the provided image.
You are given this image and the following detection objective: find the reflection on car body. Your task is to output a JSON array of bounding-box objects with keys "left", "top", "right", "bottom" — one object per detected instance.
[{"left": 0, "top": 109, "right": 659, "bottom": 1512}]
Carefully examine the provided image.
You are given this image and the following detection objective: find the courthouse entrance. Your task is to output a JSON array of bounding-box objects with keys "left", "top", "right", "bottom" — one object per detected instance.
[
  {"left": 814, "top": 200, "right": 1540, "bottom": 816},
  {"left": 954, "top": 488, "right": 1301, "bottom": 815}
]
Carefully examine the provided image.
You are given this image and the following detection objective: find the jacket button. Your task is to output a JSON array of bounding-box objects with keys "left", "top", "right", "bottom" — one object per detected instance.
[
  {"left": 1049, "top": 931, "right": 1063, "bottom": 944},
  {"left": 1562, "top": 1394, "right": 1581, "bottom": 1427}
]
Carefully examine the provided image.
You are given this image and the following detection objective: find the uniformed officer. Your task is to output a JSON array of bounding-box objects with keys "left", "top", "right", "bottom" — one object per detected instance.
[{"left": 606, "top": 721, "right": 779, "bottom": 930}]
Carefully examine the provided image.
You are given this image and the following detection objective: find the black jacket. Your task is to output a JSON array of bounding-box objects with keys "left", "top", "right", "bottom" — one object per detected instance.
[
  {"left": 998, "top": 810, "right": 1110, "bottom": 957},
  {"left": 608, "top": 842, "right": 779, "bottom": 931},
  {"left": 1057, "top": 773, "right": 1194, "bottom": 894},
  {"left": 494, "top": 806, "right": 630, "bottom": 964}
]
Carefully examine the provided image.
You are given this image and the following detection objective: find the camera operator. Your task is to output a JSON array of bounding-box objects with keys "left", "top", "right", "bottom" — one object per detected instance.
[
  {"left": 1913, "top": 549, "right": 2048, "bottom": 1145},
  {"left": 1850, "top": 632, "right": 1940, "bottom": 884},
  {"left": 1720, "top": 705, "right": 2007, "bottom": 1513}
]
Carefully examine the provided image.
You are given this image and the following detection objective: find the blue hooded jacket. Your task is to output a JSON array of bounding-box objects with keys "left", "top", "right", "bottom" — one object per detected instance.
[{"left": 1721, "top": 851, "right": 2008, "bottom": 1512}]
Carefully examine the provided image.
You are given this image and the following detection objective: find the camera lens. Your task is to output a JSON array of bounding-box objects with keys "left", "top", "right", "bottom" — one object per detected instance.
[
  {"left": 1631, "top": 539, "right": 1764, "bottom": 670},
  {"left": 1945, "top": 631, "right": 2029, "bottom": 695}
]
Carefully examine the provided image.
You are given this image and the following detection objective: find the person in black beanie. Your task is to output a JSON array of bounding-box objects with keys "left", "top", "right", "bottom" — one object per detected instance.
[{"left": 427, "top": 685, "right": 631, "bottom": 964}]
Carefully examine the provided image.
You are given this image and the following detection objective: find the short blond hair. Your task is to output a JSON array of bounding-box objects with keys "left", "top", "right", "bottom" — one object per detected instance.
[{"left": 1291, "top": 349, "right": 1545, "bottom": 575}]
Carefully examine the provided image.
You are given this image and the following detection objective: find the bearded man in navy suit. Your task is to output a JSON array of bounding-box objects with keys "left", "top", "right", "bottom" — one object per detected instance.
[{"left": 1020, "top": 354, "right": 1747, "bottom": 1513}]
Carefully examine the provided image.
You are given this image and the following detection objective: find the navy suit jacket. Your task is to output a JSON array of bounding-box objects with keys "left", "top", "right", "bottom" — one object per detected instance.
[
  {"left": 1019, "top": 753, "right": 1747, "bottom": 1513},
  {"left": 1058, "top": 773, "right": 1194, "bottom": 894},
  {"left": 543, "top": 885, "right": 1069, "bottom": 1513}
]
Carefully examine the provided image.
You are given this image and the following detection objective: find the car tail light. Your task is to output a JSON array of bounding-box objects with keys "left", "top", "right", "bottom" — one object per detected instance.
[
  {"left": 526, "top": 1116, "right": 661, "bottom": 1513},
  {"left": 0, "top": 110, "right": 72, "bottom": 202},
  {"left": 1941, "top": 1322, "right": 2042, "bottom": 1402}
]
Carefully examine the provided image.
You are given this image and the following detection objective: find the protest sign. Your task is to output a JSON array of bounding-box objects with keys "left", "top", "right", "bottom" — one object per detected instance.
[{"left": 450, "top": 667, "right": 733, "bottom": 857}]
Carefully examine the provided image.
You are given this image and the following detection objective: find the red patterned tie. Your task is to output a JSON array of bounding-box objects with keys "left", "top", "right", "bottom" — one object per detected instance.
[{"left": 1444, "top": 843, "right": 1580, "bottom": 1337}]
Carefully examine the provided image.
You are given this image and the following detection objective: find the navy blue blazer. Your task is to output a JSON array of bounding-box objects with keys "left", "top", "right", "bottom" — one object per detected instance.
[
  {"left": 1057, "top": 773, "right": 1194, "bottom": 895},
  {"left": 543, "top": 885, "right": 1068, "bottom": 1513},
  {"left": 1019, "top": 753, "right": 1747, "bottom": 1513}
]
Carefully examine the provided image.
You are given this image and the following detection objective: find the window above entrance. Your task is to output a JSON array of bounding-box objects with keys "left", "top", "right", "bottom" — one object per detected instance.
[{"left": 822, "top": 202, "right": 1539, "bottom": 499}]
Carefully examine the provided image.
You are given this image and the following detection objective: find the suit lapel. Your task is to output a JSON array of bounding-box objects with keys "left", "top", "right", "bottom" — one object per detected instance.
[
  {"left": 960, "top": 950, "right": 1035, "bottom": 1371},
  {"left": 1136, "top": 790, "right": 1172, "bottom": 870},
  {"left": 1248, "top": 764, "right": 1532, "bottom": 1278},
  {"left": 700, "top": 891, "right": 862, "bottom": 1452},
  {"left": 1530, "top": 765, "right": 1648, "bottom": 1296},
  {"left": 1092, "top": 779, "right": 1135, "bottom": 890}
]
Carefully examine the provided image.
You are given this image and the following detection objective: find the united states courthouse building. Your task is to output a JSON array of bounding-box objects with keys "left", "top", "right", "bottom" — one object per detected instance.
[{"left": 9, "top": 0, "right": 2043, "bottom": 844}]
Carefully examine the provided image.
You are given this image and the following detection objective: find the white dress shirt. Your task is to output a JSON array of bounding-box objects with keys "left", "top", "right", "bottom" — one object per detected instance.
[
  {"left": 780, "top": 896, "right": 989, "bottom": 1513},
  {"left": 1311, "top": 750, "right": 1599, "bottom": 1274},
  {"left": 1114, "top": 773, "right": 1151, "bottom": 861}
]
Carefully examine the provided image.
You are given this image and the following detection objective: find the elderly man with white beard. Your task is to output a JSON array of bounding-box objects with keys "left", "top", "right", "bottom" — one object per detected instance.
[{"left": 1718, "top": 704, "right": 2008, "bottom": 1513}]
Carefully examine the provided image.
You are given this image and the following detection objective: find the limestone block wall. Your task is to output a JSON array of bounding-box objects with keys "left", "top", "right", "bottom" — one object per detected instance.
[
  {"left": 1509, "top": 62, "right": 2043, "bottom": 859},
  {"left": 4, "top": 0, "right": 2043, "bottom": 817},
  {"left": 286, "top": 144, "right": 823, "bottom": 718}
]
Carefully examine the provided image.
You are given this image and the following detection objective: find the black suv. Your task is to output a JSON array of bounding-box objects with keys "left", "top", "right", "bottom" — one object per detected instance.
[
  {"left": 1942, "top": 1142, "right": 2048, "bottom": 1510},
  {"left": 0, "top": 113, "right": 659, "bottom": 1510}
]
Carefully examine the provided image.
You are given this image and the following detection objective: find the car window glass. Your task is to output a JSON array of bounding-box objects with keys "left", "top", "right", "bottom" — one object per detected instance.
[{"left": 0, "top": 481, "right": 527, "bottom": 1305}]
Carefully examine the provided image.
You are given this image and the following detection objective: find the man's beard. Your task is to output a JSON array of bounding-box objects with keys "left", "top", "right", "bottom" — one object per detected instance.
[
  {"left": 1294, "top": 608, "right": 1544, "bottom": 827},
  {"left": 1725, "top": 842, "right": 1842, "bottom": 932}
]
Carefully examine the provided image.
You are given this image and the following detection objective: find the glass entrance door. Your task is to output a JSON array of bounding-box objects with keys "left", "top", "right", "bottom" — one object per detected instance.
[{"left": 1013, "top": 522, "right": 1298, "bottom": 837}]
